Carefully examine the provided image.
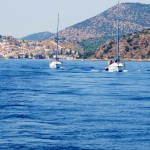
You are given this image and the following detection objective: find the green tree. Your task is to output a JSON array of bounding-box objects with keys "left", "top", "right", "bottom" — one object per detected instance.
[
  {"left": 125, "top": 46, "right": 129, "bottom": 52},
  {"left": 25, "top": 54, "right": 29, "bottom": 59},
  {"left": 147, "top": 50, "right": 150, "bottom": 58},
  {"left": 82, "top": 51, "right": 94, "bottom": 59},
  {"left": 78, "top": 52, "right": 83, "bottom": 58},
  {"left": 141, "top": 54, "right": 146, "bottom": 59}
]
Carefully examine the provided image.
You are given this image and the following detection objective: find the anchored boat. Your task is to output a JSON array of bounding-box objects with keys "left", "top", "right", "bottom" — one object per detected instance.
[{"left": 49, "top": 13, "right": 62, "bottom": 69}]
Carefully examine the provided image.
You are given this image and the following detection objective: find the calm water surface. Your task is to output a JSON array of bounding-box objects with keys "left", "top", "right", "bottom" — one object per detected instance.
[{"left": 0, "top": 60, "right": 150, "bottom": 150}]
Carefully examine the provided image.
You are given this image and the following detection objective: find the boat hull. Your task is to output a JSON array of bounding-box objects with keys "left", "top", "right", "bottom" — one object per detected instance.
[
  {"left": 107, "top": 62, "right": 124, "bottom": 72},
  {"left": 49, "top": 61, "right": 62, "bottom": 69}
]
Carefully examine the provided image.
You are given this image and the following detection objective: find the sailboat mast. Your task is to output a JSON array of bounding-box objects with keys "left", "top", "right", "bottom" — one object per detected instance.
[
  {"left": 56, "top": 13, "right": 59, "bottom": 60},
  {"left": 117, "top": 1, "right": 120, "bottom": 62}
]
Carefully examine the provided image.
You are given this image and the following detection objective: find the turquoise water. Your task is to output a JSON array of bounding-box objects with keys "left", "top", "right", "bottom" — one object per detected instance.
[{"left": 0, "top": 60, "right": 150, "bottom": 149}]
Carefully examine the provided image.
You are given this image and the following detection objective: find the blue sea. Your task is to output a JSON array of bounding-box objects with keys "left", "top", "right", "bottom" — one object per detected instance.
[{"left": 0, "top": 59, "right": 150, "bottom": 150}]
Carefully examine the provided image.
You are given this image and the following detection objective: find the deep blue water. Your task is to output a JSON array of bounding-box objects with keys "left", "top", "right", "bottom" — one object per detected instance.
[{"left": 0, "top": 59, "right": 150, "bottom": 150}]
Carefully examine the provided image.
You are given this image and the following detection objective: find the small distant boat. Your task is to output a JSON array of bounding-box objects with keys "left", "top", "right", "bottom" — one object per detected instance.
[
  {"left": 49, "top": 13, "right": 62, "bottom": 69},
  {"left": 105, "top": 1, "right": 125, "bottom": 72}
]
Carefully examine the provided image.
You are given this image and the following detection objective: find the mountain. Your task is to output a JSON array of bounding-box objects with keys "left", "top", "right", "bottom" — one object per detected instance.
[
  {"left": 93, "top": 29, "right": 150, "bottom": 60},
  {"left": 63, "top": 2, "right": 150, "bottom": 52},
  {"left": 22, "top": 3, "right": 150, "bottom": 53},
  {"left": 22, "top": 31, "right": 54, "bottom": 41},
  {"left": 59, "top": 3, "right": 150, "bottom": 42}
]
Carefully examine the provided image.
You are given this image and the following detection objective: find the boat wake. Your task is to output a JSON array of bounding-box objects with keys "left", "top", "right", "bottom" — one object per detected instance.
[
  {"left": 103, "top": 69, "right": 128, "bottom": 73},
  {"left": 60, "top": 66, "right": 65, "bottom": 69},
  {"left": 123, "top": 70, "right": 128, "bottom": 72},
  {"left": 90, "top": 69, "right": 99, "bottom": 72}
]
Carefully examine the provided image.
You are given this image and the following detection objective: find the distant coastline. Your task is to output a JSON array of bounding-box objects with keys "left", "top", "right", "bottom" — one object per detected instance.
[{"left": 0, "top": 57, "right": 150, "bottom": 62}]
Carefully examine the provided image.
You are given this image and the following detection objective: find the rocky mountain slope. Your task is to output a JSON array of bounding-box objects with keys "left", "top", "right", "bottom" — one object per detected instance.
[
  {"left": 59, "top": 3, "right": 150, "bottom": 42},
  {"left": 93, "top": 29, "right": 150, "bottom": 60},
  {"left": 22, "top": 3, "right": 150, "bottom": 53}
]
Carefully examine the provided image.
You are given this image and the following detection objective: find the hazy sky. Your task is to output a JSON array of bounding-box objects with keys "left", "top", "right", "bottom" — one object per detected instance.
[{"left": 0, "top": 0, "right": 149, "bottom": 38}]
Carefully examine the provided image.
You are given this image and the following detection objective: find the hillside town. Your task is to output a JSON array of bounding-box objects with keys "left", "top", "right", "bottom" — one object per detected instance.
[{"left": 0, "top": 35, "right": 79, "bottom": 60}]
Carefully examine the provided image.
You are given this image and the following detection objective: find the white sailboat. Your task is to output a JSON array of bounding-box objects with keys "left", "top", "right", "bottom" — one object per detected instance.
[
  {"left": 105, "top": 1, "right": 125, "bottom": 72},
  {"left": 49, "top": 13, "right": 62, "bottom": 69}
]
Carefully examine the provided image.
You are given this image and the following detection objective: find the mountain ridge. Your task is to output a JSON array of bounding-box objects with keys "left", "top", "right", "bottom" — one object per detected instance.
[
  {"left": 92, "top": 28, "right": 150, "bottom": 60},
  {"left": 22, "top": 31, "right": 54, "bottom": 41},
  {"left": 21, "top": 2, "right": 150, "bottom": 57},
  {"left": 58, "top": 3, "right": 150, "bottom": 42},
  {"left": 22, "top": 3, "right": 150, "bottom": 43}
]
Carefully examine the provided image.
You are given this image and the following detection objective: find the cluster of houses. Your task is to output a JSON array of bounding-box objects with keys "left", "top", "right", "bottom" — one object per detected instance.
[{"left": 0, "top": 35, "right": 79, "bottom": 59}]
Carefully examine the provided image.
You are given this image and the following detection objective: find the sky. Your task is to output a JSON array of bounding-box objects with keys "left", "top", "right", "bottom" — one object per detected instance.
[{"left": 0, "top": 0, "right": 149, "bottom": 38}]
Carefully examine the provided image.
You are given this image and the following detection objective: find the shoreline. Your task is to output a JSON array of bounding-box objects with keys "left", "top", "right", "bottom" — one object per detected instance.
[{"left": 0, "top": 58, "right": 150, "bottom": 62}]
